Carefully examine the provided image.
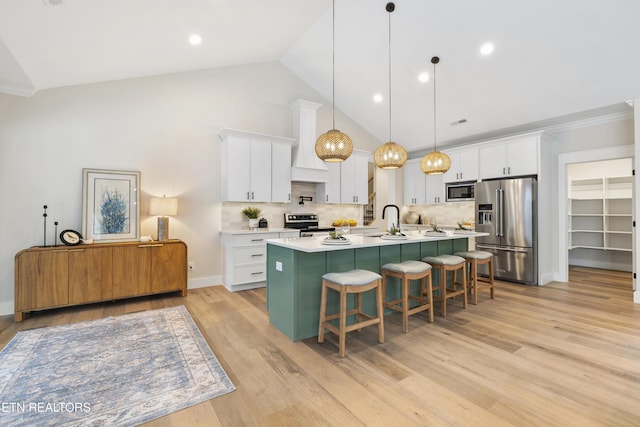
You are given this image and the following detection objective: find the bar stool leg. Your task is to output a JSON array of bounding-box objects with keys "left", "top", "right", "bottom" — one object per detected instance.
[
  {"left": 462, "top": 265, "right": 468, "bottom": 308},
  {"left": 318, "top": 281, "right": 328, "bottom": 343},
  {"left": 489, "top": 258, "right": 495, "bottom": 299},
  {"left": 339, "top": 287, "right": 347, "bottom": 358},
  {"left": 401, "top": 276, "right": 410, "bottom": 333},
  {"left": 425, "top": 273, "right": 434, "bottom": 323},
  {"left": 376, "top": 279, "right": 385, "bottom": 344},
  {"left": 441, "top": 269, "right": 447, "bottom": 317}
]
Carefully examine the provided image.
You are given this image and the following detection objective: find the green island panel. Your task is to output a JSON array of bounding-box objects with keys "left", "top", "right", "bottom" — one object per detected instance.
[
  {"left": 266, "top": 244, "right": 296, "bottom": 340},
  {"left": 294, "top": 251, "right": 328, "bottom": 341}
]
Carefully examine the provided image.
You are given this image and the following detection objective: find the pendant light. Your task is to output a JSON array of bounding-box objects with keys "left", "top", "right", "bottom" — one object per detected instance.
[
  {"left": 374, "top": 2, "right": 408, "bottom": 170},
  {"left": 421, "top": 56, "right": 451, "bottom": 174},
  {"left": 315, "top": 0, "right": 353, "bottom": 162}
]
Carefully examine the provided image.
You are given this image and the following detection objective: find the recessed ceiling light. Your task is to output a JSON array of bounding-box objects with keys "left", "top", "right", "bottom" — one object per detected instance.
[
  {"left": 373, "top": 93, "right": 383, "bottom": 103},
  {"left": 189, "top": 34, "right": 203, "bottom": 46},
  {"left": 480, "top": 42, "right": 494, "bottom": 55},
  {"left": 418, "top": 72, "right": 429, "bottom": 83}
]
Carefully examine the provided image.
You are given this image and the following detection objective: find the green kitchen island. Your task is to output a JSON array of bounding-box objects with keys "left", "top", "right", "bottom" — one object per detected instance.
[{"left": 266, "top": 231, "right": 487, "bottom": 342}]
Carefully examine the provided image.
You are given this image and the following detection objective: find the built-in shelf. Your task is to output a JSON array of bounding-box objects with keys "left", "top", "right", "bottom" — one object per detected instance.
[{"left": 568, "top": 176, "right": 633, "bottom": 268}]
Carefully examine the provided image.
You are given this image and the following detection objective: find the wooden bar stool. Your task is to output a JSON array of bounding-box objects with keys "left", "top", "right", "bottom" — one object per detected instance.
[
  {"left": 454, "top": 250, "right": 495, "bottom": 305},
  {"left": 318, "top": 269, "right": 384, "bottom": 357},
  {"left": 381, "top": 260, "right": 434, "bottom": 333},
  {"left": 421, "top": 255, "right": 467, "bottom": 316}
]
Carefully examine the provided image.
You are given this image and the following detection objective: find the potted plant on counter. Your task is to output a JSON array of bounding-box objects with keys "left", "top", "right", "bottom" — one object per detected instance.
[{"left": 242, "top": 207, "right": 262, "bottom": 229}]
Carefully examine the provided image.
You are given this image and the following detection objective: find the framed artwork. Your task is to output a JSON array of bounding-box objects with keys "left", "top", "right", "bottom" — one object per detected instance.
[{"left": 82, "top": 168, "right": 140, "bottom": 242}]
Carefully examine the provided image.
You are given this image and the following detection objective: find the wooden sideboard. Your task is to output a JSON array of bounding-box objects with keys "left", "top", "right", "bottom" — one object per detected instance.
[{"left": 14, "top": 239, "right": 187, "bottom": 322}]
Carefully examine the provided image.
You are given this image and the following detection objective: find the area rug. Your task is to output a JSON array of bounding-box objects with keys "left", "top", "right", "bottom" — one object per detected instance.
[{"left": 0, "top": 305, "right": 235, "bottom": 426}]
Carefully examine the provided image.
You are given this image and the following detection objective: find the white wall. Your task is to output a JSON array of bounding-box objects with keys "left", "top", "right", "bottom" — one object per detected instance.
[{"left": 0, "top": 61, "right": 382, "bottom": 316}]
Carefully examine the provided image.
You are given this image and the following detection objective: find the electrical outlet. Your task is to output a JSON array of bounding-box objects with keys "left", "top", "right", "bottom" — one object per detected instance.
[
  {"left": 276, "top": 261, "right": 283, "bottom": 272},
  {"left": 188, "top": 261, "right": 195, "bottom": 271}
]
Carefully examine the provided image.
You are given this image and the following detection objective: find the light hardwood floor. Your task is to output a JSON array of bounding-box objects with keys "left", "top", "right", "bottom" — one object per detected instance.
[{"left": 2, "top": 266, "right": 639, "bottom": 426}]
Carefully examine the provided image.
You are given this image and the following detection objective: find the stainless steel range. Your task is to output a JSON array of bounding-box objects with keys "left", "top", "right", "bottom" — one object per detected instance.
[{"left": 284, "top": 213, "right": 335, "bottom": 237}]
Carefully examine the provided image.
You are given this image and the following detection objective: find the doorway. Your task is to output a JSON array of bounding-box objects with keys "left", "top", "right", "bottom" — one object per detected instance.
[
  {"left": 557, "top": 144, "right": 635, "bottom": 289},
  {"left": 567, "top": 159, "right": 633, "bottom": 277}
]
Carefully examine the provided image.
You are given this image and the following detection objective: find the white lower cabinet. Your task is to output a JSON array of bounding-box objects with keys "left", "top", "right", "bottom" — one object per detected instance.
[{"left": 221, "top": 230, "right": 299, "bottom": 291}]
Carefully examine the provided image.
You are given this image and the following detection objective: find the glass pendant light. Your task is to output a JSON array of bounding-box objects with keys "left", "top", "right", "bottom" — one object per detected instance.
[
  {"left": 421, "top": 56, "right": 451, "bottom": 174},
  {"left": 374, "top": 2, "right": 407, "bottom": 170},
  {"left": 315, "top": 0, "right": 353, "bottom": 162}
]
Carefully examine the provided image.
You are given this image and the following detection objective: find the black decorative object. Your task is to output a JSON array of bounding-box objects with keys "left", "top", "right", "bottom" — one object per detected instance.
[
  {"left": 54, "top": 221, "right": 59, "bottom": 246},
  {"left": 42, "top": 205, "right": 48, "bottom": 247}
]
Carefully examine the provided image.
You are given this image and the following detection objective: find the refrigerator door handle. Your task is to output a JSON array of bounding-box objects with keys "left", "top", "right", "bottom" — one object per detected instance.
[{"left": 498, "top": 188, "right": 505, "bottom": 237}]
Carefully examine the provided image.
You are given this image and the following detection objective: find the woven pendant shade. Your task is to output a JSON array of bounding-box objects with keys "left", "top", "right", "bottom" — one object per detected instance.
[
  {"left": 374, "top": 141, "right": 407, "bottom": 169},
  {"left": 421, "top": 56, "right": 451, "bottom": 175},
  {"left": 315, "top": 129, "right": 353, "bottom": 162},
  {"left": 420, "top": 151, "right": 451, "bottom": 174},
  {"left": 316, "top": 0, "right": 353, "bottom": 163},
  {"left": 374, "top": 2, "right": 408, "bottom": 170}
]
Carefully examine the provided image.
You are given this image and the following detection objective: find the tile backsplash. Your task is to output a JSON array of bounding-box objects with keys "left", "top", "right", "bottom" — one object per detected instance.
[
  {"left": 222, "top": 182, "right": 362, "bottom": 229},
  {"left": 400, "top": 202, "right": 475, "bottom": 228}
]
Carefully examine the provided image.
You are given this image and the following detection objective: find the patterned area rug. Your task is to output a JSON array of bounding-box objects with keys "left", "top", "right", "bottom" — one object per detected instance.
[{"left": 0, "top": 306, "right": 235, "bottom": 426}]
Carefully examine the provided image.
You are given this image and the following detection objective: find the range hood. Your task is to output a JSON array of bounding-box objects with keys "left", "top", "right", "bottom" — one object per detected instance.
[{"left": 289, "top": 99, "right": 329, "bottom": 183}]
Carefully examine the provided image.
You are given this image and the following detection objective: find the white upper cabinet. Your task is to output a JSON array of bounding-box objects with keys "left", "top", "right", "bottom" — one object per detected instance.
[
  {"left": 220, "top": 129, "right": 293, "bottom": 203},
  {"left": 271, "top": 140, "right": 292, "bottom": 203},
  {"left": 316, "top": 162, "right": 341, "bottom": 204},
  {"left": 478, "top": 134, "right": 539, "bottom": 180},
  {"left": 340, "top": 151, "right": 368, "bottom": 204},
  {"left": 425, "top": 173, "right": 444, "bottom": 205},
  {"left": 443, "top": 147, "right": 478, "bottom": 183},
  {"left": 403, "top": 159, "right": 426, "bottom": 205}
]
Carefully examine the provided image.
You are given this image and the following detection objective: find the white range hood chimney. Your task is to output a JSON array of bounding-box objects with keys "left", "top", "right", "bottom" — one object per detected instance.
[{"left": 289, "top": 99, "right": 329, "bottom": 183}]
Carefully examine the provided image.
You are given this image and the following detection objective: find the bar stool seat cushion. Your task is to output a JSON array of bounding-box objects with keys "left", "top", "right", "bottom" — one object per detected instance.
[
  {"left": 322, "top": 269, "right": 382, "bottom": 286},
  {"left": 454, "top": 251, "right": 492, "bottom": 260},
  {"left": 422, "top": 254, "right": 465, "bottom": 266},
  {"left": 382, "top": 260, "right": 432, "bottom": 274}
]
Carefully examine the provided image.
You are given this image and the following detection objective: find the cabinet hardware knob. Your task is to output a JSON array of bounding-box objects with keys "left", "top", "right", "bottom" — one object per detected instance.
[
  {"left": 251, "top": 254, "right": 264, "bottom": 257},
  {"left": 251, "top": 239, "right": 264, "bottom": 242},
  {"left": 251, "top": 271, "right": 264, "bottom": 275}
]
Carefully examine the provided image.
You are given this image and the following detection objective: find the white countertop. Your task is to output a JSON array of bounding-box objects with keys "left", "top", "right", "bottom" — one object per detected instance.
[
  {"left": 267, "top": 231, "right": 488, "bottom": 253},
  {"left": 220, "top": 228, "right": 299, "bottom": 235}
]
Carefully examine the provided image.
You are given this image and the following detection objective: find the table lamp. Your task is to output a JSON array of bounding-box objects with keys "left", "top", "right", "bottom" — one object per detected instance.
[{"left": 149, "top": 195, "right": 178, "bottom": 241}]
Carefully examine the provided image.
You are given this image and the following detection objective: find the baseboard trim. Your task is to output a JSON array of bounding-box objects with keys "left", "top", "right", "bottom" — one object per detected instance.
[
  {"left": 188, "top": 275, "right": 222, "bottom": 289},
  {"left": 0, "top": 301, "right": 14, "bottom": 317}
]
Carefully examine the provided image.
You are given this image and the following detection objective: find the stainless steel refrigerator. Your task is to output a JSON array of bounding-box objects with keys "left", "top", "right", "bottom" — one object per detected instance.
[{"left": 475, "top": 177, "right": 537, "bottom": 285}]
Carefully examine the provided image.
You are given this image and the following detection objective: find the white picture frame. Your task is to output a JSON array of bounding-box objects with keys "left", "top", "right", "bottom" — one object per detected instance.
[{"left": 82, "top": 168, "right": 141, "bottom": 242}]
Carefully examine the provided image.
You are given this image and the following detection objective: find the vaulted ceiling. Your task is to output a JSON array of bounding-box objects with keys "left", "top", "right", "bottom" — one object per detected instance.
[{"left": 1, "top": 0, "right": 638, "bottom": 152}]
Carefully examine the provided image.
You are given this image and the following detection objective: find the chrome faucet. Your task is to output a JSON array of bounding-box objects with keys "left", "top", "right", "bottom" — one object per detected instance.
[{"left": 382, "top": 204, "right": 400, "bottom": 229}]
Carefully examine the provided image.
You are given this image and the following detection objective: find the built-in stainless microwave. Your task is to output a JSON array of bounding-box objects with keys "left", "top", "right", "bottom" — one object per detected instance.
[{"left": 446, "top": 181, "right": 475, "bottom": 202}]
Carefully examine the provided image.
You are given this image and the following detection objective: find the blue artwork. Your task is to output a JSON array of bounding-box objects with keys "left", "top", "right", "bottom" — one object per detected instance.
[
  {"left": 100, "top": 188, "right": 129, "bottom": 233},
  {"left": 93, "top": 178, "right": 130, "bottom": 235}
]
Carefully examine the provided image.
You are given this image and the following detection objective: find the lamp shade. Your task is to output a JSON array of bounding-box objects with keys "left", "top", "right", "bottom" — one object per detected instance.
[
  {"left": 149, "top": 196, "right": 178, "bottom": 216},
  {"left": 374, "top": 141, "right": 407, "bottom": 169},
  {"left": 420, "top": 151, "right": 451, "bottom": 175},
  {"left": 315, "top": 129, "right": 353, "bottom": 162}
]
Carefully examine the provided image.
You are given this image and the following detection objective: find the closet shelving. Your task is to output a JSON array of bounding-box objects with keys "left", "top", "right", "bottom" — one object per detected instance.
[{"left": 568, "top": 176, "right": 632, "bottom": 252}]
